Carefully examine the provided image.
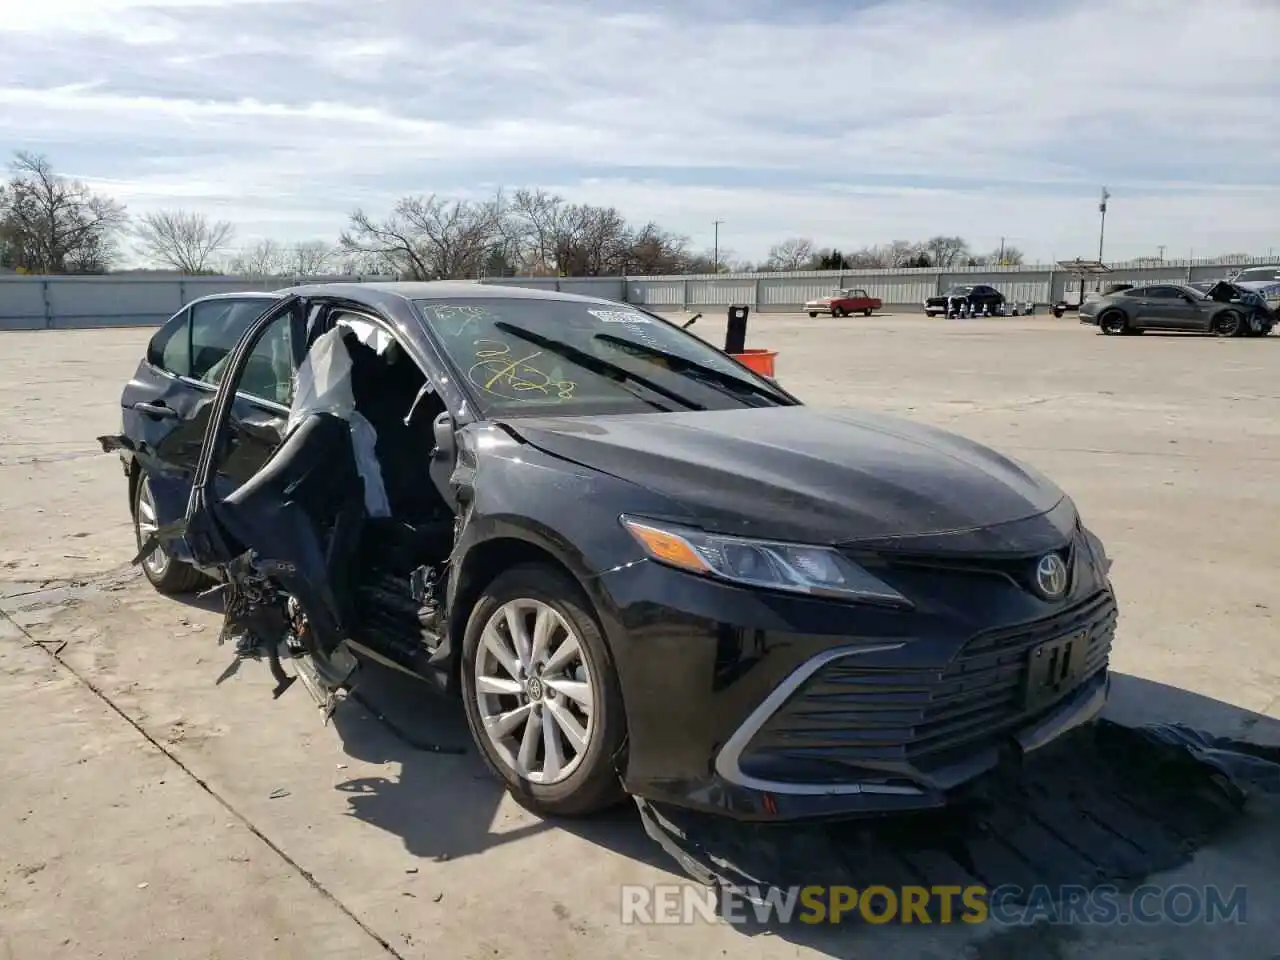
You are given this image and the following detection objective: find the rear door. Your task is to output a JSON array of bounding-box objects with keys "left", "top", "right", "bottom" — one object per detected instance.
[
  {"left": 125, "top": 295, "right": 303, "bottom": 538},
  {"left": 162, "top": 296, "right": 305, "bottom": 569},
  {"left": 974, "top": 285, "right": 1003, "bottom": 311}
]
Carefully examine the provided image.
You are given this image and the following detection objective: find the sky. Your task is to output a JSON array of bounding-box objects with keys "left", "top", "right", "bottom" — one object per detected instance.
[{"left": 2, "top": 0, "right": 1277, "bottom": 266}]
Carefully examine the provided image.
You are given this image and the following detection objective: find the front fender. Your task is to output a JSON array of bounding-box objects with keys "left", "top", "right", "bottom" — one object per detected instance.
[{"left": 442, "top": 434, "right": 691, "bottom": 672}]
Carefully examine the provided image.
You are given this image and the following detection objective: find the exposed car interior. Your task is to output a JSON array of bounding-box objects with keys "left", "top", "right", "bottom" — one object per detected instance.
[{"left": 215, "top": 307, "right": 456, "bottom": 672}]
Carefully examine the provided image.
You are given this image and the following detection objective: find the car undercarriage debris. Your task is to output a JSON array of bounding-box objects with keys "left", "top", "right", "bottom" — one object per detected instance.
[{"left": 637, "top": 720, "right": 1279, "bottom": 921}]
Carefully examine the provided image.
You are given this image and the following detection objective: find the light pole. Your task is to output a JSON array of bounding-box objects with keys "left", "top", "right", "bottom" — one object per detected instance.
[
  {"left": 713, "top": 220, "right": 724, "bottom": 273},
  {"left": 998, "top": 236, "right": 1006, "bottom": 265},
  {"left": 1097, "top": 187, "right": 1110, "bottom": 263}
]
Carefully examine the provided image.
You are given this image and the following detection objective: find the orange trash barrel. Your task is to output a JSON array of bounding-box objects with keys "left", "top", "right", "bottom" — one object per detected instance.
[{"left": 730, "top": 348, "right": 777, "bottom": 378}]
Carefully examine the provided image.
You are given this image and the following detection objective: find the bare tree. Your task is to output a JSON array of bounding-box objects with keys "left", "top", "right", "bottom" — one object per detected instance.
[
  {"left": 0, "top": 151, "right": 128, "bottom": 273},
  {"left": 987, "top": 244, "right": 1025, "bottom": 266},
  {"left": 227, "top": 238, "right": 286, "bottom": 276},
  {"left": 289, "top": 240, "right": 335, "bottom": 276},
  {"left": 925, "top": 235, "right": 970, "bottom": 269},
  {"left": 765, "top": 237, "right": 815, "bottom": 271},
  {"left": 507, "top": 188, "right": 564, "bottom": 274},
  {"left": 134, "top": 209, "right": 235, "bottom": 274},
  {"left": 621, "top": 222, "right": 691, "bottom": 275},
  {"left": 333, "top": 248, "right": 398, "bottom": 276},
  {"left": 340, "top": 194, "right": 506, "bottom": 280},
  {"left": 846, "top": 246, "right": 887, "bottom": 269}
]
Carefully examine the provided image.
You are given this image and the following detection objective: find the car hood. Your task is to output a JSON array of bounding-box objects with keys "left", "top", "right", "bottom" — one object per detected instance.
[
  {"left": 497, "top": 407, "right": 1066, "bottom": 546},
  {"left": 805, "top": 296, "right": 833, "bottom": 304}
]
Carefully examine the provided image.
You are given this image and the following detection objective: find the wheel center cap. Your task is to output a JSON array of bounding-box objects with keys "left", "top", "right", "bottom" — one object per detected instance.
[{"left": 525, "top": 677, "right": 545, "bottom": 701}]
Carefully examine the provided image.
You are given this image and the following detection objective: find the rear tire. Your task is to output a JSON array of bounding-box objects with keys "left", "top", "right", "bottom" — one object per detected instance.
[
  {"left": 133, "top": 472, "right": 207, "bottom": 595},
  {"left": 460, "top": 563, "right": 628, "bottom": 818}
]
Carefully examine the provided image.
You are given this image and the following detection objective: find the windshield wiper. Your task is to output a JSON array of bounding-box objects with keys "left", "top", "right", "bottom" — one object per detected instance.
[
  {"left": 593, "top": 332, "right": 796, "bottom": 406},
  {"left": 492, "top": 322, "right": 705, "bottom": 411}
]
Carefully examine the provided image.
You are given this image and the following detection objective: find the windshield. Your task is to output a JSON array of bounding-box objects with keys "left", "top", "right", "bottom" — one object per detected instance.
[
  {"left": 943, "top": 286, "right": 974, "bottom": 296},
  {"left": 414, "top": 297, "right": 790, "bottom": 418},
  {"left": 1234, "top": 267, "right": 1280, "bottom": 284}
]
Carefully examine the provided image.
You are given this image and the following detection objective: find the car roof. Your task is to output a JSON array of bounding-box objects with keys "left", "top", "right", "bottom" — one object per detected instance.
[
  {"left": 189, "top": 280, "right": 630, "bottom": 311},
  {"left": 188, "top": 290, "right": 282, "bottom": 303},
  {"left": 275, "top": 280, "right": 620, "bottom": 307}
]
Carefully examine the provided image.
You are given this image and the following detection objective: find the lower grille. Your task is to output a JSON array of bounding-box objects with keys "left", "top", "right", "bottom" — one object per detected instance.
[{"left": 737, "top": 592, "right": 1117, "bottom": 781}]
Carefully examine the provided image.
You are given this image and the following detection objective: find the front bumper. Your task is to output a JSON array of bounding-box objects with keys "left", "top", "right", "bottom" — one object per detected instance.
[{"left": 595, "top": 543, "right": 1117, "bottom": 822}]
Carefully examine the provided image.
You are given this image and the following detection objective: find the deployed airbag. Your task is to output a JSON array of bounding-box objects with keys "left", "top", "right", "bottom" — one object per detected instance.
[{"left": 287, "top": 325, "right": 391, "bottom": 518}]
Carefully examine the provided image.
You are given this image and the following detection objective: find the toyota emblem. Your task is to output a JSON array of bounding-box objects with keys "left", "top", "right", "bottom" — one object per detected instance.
[{"left": 1034, "top": 553, "right": 1069, "bottom": 600}]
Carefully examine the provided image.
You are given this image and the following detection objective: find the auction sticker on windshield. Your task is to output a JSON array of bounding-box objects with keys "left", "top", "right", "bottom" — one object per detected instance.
[{"left": 588, "top": 309, "right": 652, "bottom": 324}]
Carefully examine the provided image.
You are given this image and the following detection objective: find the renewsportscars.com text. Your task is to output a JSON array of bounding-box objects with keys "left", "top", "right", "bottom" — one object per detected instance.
[{"left": 621, "top": 883, "right": 1248, "bottom": 926}]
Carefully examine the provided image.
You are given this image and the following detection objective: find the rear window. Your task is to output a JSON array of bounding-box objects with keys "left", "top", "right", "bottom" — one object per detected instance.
[{"left": 190, "top": 299, "right": 276, "bottom": 383}]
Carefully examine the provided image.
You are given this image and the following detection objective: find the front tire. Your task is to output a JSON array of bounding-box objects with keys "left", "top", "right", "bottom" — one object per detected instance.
[
  {"left": 1099, "top": 310, "right": 1127, "bottom": 336},
  {"left": 460, "top": 564, "right": 627, "bottom": 818},
  {"left": 1213, "top": 310, "right": 1243, "bottom": 337},
  {"left": 832, "top": 306, "right": 846, "bottom": 318},
  {"left": 863, "top": 307, "right": 873, "bottom": 317},
  {"left": 808, "top": 311, "right": 818, "bottom": 318},
  {"left": 133, "top": 473, "right": 207, "bottom": 594}
]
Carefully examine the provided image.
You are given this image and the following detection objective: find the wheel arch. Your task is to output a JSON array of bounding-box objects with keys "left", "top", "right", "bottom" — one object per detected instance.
[
  {"left": 447, "top": 532, "right": 634, "bottom": 786},
  {"left": 127, "top": 455, "right": 142, "bottom": 516},
  {"left": 448, "top": 534, "right": 603, "bottom": 689}
]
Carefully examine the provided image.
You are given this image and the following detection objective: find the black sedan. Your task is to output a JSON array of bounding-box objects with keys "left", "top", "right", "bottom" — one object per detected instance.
[
  {"left": 923, "top": 284, "right": 1007, "bottom": 317},
  {"left": 1079, "top": 282, "right": 1273, "bottom": 337},
  {"left": 99, "top": 283, "right": 1117, "bottom": 822}
]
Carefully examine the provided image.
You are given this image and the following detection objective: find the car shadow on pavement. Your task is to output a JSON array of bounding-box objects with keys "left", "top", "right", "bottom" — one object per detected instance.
[
  {"left": 325, "top": 660, "right": 672, "bottom": 872},
  {"left": 318, "top": 662, "right": 1280, "bottom": 955},
  {"left": 628, "top": 673, "right": 1280, "bottom": 955}
]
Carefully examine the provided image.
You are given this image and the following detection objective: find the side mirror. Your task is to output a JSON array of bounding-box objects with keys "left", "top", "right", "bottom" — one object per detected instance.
[{"left": 431, "top": 411, "right": 456, "bottom": 462}]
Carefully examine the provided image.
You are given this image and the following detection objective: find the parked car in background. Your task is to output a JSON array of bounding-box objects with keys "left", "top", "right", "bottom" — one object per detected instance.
[
  {"left": 804, "top": 288, "right": 883, "bottom": 317},
  {"left": 1078, "top": 282, "right": 1272, "bottom": 337},
  {"left": 1228, "top": 266, "right": 1280, "bottom": 313},
  {"left": 99, "top": 282, "right": 1117, "bottom": 823},
  {"left": 923, "top": 285, "right": 1006, "bottom": 317}
]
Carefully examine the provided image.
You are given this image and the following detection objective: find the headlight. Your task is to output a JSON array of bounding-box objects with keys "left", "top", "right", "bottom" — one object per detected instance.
[{"left": 620, "top": 516, "right": 911, "bottom": 607}]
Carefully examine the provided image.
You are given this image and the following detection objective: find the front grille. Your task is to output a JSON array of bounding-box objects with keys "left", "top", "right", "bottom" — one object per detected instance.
[{"left": 737, "top": 592, "right": 1117, "bottom": 781}]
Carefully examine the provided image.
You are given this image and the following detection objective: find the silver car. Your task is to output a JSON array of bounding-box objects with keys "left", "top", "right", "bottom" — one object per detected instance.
[{"left": 1230, "top": 266, "right": 1280, "bottom": 313}]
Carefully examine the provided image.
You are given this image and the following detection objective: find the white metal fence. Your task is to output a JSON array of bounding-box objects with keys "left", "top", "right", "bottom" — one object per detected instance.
[{"left": 0, "top": 257, "right": 1272, "bottom": 330}]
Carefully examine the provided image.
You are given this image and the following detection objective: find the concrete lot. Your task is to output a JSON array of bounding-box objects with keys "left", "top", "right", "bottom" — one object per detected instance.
[{"left": 1, "top": 313, "right": 1278, "bottom": 959}]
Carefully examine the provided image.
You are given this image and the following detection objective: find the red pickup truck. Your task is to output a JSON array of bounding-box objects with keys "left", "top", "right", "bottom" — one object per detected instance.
[{"left": 804, "top": 288, "right": 883, "bottom": 317}]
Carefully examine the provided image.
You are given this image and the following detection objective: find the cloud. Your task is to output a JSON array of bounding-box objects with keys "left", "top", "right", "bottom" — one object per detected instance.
[{"left": 1, "top": 0, "right": 1276, "bottom": 262}]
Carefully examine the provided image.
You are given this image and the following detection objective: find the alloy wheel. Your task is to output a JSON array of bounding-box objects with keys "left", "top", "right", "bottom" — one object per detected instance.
[
  {"left": 473, "top": 598, "right": 596, "bottom": 785},
  {"left": 135, "top": 477, "right": 170, "bottom": 579},
  {"left": 1214, "top": 311, "right": 1241, "bottom": 337},
  {"left": 1100, "top": 312, "right": 1126, "bottom": 335}
]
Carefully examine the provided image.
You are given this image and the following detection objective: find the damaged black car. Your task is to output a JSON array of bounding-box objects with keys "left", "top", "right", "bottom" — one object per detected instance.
[{"left": 100, "top": 282, "right": 1118, "bottom": 822}]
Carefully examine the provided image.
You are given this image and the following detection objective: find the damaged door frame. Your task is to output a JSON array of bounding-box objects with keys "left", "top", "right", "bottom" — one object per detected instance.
[
  {"left": 179, "top": 292, "right": 481, "bottom": 704},
  {"left": 180, "top": 295, "right": 307, "bottom": 568}
]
